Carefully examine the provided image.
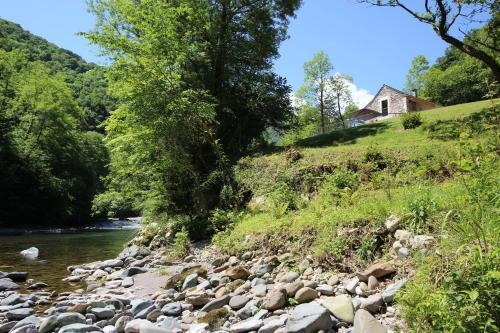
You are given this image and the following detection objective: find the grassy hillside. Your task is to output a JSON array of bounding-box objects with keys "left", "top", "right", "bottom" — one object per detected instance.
[{"left": 211, "top": 99, "right": 499, "bottom": 332}]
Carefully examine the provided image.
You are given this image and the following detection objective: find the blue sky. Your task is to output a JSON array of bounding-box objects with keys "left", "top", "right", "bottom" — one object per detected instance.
[{"left": 1, "top": 0, "right": 455, "bottom": 105}]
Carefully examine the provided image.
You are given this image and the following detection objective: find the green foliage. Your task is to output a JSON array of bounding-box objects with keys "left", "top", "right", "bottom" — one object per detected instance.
[
  {"left": 85, "top": 0, "right": 301, "bottom": 234},
  {"left": 404, "top": 55, "right": 429, "bottom": 94},
  {"left": 356, "top": 235, "right": 377, "bottom": 262},
  {"left": 165, "top": 228, "right": 191, "bottom": 261},
  {"left": 0, "top": 50, "right": 108, "bottom": 225},
  {"left": 401, "top": 112, "right": 423, "bottom": 130},
  {"left": 406, "top": 194, "right": 438, "bottom": 232}
]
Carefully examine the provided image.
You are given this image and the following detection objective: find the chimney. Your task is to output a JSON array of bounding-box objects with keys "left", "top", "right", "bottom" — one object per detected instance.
[{"left": 412, "top": 89, "right": 418, "bottom": 98}]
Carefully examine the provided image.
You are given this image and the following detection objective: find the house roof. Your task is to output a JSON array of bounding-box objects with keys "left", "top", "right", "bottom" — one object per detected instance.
[{"left": 349, "top": 108, "right": 381, "bottom": 121}]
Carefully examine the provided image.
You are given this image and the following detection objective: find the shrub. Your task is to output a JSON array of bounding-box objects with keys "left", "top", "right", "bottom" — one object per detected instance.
[
  {"left": 165, "top": 228, "right": 191, "bottom": 260},
  {"left": 406, "top": 194, "right": 437, "bottom": 232},
  {"left": 402, "top": 112, "right": 423, "bottom": 129}
]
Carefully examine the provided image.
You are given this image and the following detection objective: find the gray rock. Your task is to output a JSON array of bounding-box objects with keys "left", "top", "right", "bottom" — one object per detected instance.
[
  {"left": 229, "top": 295, "right": 250, "bottom": 310},
  {"left": 6, "top": 308, "right": 34, "bottom": 321},
  {"left": 200, "top": 295, "right": 230, "bottom": 313},
  {"left": 27, "top": 282, "right": 48, "bottom": 290},
  {"left": 90, "top": 308, "right": 115, "bottom": 319},
  {"left": 285, "top": 281, "right": 304, "bottom": 297},
  {"left": 237, "top": 300, "right": 259, "bottom": 320},
  {"left": 278, "top": 272, "right": 299, "bottom": 283},
  {"left": 123, "top": 319, "right": 153, "bottom": 333},
  {"left": 381, "top": 278, "right": 407, "bottom": 303},
  {"left": 157, "top": 317, "right": 181, "bottom": 331},
  {"left": 134, "top": 305, "right": 155, "bottom": 319},
  {"left": 284, "top": 302, "right": 333, "bottom": 333},
  {"left": 114, "top": 316, "right": 132, "bottom": 333},
  {"left": 57, "top": 312, "right": 87, "bottom": 327},
  {"left": 0, "top": 321, "right": 16, "bottom": 333},
  {"left": 95, "top": 259, "right": 124, "bottom": 270},
  {"left": 20, "top": 247, "right": 39, "bottom": 260},
  {"left": 161, "top": 302, "right": 182, "bottom": 316},
  {"left": 0, "top": 294, "right": 23, "bottom": 306},
  {"left": 39, "top": 315, "right": 58, "bottom": 333},
  {"left": 360, "top": 294, "right": 384, "bottom": 314},
  {"left": 130, "top": 299, "right": 153, "bottom": 317},
  {"left": 182, "top": 273, "right": 198, "bottom": 291},
  {"left": 345, "top": 277, "right": 359, "bottom": 294},
  {"left": 320, "top": 295, "right": 354, "bottom": 323},
  {"left": 59, "top": 323, "right": 103, "bottom": 333},
  {"left": 385, "top": 215, "right": 400, "bottom": 232},
  {"left": 0, "top": 279, "right": 20, "bottom": 291},
  {"left": 255, "top": 265, "right": 273, "bottom": 277},
  {"left": 316, "top": 284, "right": 334, "bottom": 296},
  {"left": 251, "top": 284, "right": 267, "bottom": 297},
  {"left": 117, "top": 245, "right": 150, "bottom": 260},
  {"left": 11, "top": 316, "right": 40, "bottom": 331},
  {"left": 120, "top": 267, "right": 146, "bottom": 278},
  {"left": 352, "top": 309, "right": 387, "bottom": 333},
  {"left": 258, "top": 317, "right": 287, "bottom": 333},
  {"left": 9, "top": 324, "right": 37, "bottom": 333},
  {"left": 103, "top": 325, "right": 116, "bottom": 333},
  {"left": 367, "top": 276, "right": 379, "bottom": 291},
  {"left": 230, "top": 318, "right": 263, "bottom": 333}
]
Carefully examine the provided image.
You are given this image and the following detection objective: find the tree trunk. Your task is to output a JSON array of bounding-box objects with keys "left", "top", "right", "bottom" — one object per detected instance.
[
  {"left": 438, "top": 31, "right": 500, "bottom": 84},
  {"left": 320, "top": 84, "right": 325, "bottom": 134},
  {"left": 336, "top": 93, "right": 346, "bottom": 129}
]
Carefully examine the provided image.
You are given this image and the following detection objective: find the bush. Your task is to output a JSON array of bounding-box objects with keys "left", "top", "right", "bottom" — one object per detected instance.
[
  {"left": 402, "top": 112, "right": 423, "bottom": 129},
  {"left": 406, "top": 194, "right": 437, "bottom": 232},
  {"left": 165, "top": 228, "right": 191, "bottom": 260}
]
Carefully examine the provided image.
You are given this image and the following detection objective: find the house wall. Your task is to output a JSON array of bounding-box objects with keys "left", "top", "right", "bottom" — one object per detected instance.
[{"left": 365, "top": 86, "right": 408, "bottom": 115}]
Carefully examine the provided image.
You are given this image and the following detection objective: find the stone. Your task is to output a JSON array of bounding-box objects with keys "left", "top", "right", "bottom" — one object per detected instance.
[
  {"left": 146, "top": 309, "right": 162, "bottom": 322},
  {"left": 103, "top": 326, "right": 116, "bottom": 333},
  {"left": 411, "top": 235, "right": 435, "bottom": 249},
  {"left": 9, "top": 324, "right": 37, "bottom": 333},
  {"left": 0, "top": 278, "right": 20, "bottom": 291},
  {"left": 237, "top": 300, "right": 259, "bottom": 320},
  {"left": 327, "top": 275, "right": 339, "bottom": 286},
  {"left": 360, "top": 294, "right": 384, "bottom": 314},
  {"left": 352, "top": 309, "right": 387, "bottom": 333},
  {"left": 278, "top": 272, "right": 299, "bottom": 283},
  {"left": 254, "top": 264, "right": 273, "bottom": 277},
  {"left": 27, "top": 282, "right": 48, "bottom": 289},
  {"left": 258, "top": 316, "right": 287, "bottom": 333},
  {"left": 357, "top": 262, "right": 396, "bottom": 282},
  {"left": 229, "top": 295, "right": 250, "bottom": 310},
  {"left": 381, "top": 278, "right": 407, "bottom": 303},
  {"left": 6, "top": 308, "right": 34, "bottom": 321},
  {"left": 124, "top": 319, "right": 153, "bottom": 333},
  {"left": 114, "top": 316, "right": 132, "bottom": 333},
  {"left": 95, "top": 259, "right": 124, "bottom": 270},
  {"left": 201, "top": 295, "right": 230, "bottom": 313},
  {"left": 157, "top": 317, "right": 181, "bottom": 331},
  {"left": 39, "top": 315, "right": 58, "bottom": 333},
  {"left": 20, "top": 247, "right": 39, "bottom": 260},
  {"left": 215, "top": 286, "right": 229, "bottom": 298},
  {"left": 285, "top": 281, "right": 304, "bottom": 297},
  {"left": 0, "top": 322, "right": 16, "bottom": 333},
  {"left": 345, "top": 277, "right": 359, "bottom": 294},
  {"left": 295, "top": 287, "right": 318, "bottom": 303},
  {"left": 394, "top": 230, "right": 412, "bottom": 244},
  {"left": 263, "top": 289, "right": 287, "bottom": 311},
  {"left": 131, "top": 299, "right": 153, "bottom": 317},
  {"left": 251, "top": 284, "right": 267, "bottom": 297},
  {"left": 90, "top": 308, "right": 115, "bottom": 319},
  {"left": 11, "top": 316, "right": 40, "bottom": 331},
  {"left": 182, "top": 273, "right": 199, "bottom": 291},
  {"left": 230, "top": 318, "right": 263, "bottom": 333},
  {"left": 66, "top": 303, "right": 89, "bottom": 314},
  {"left": 134, "top": 305, "right": 155, "bottom": 319},
  {"left": 161, "top": 302, "right": 182, "bottom": 316},
  {"left": 320, "top": 295, "right": 354, "bottom": 323},
  {"left": 59, "top": 323, "right": 103, "bottom": 333},
  {"left": 385, "top": 215, "right": 400, "bottom": 232},
  {"left": 5, "top": 272, "right": 28, "bottom": 282},
  {"left": 141, "top": 327, "right": 171, "bottom": 333},
  {"left": 121, "top": 267, "right": 146, "bottom": 278},
  {"left": 185, "top": 290, "right": 211, "bottom": 306},
  {"left": 284, "top": 302, "right": 333, "bottom": 333},
  {"left": 57, "top": 312, "right": 87, "bottom": 326},
  {"left": 0, "top": 293, "right": 23, "bottom": 306},
  {"left": 121, "top": 277, "right": 134, "bottom": 288},
  {"left": 367, "top": 276, "right": 379, "bottom": 291},
  {"left": 316, "top": 284, "right": 334, "bottom": 296},
  {"left": 224, "top": 266, "right": 250, "bottom": 280},
  {"left": 117, "top": 245, "right": 150, "bottom": 260},
  {"left": 397, "top": 247, "right": 409, "bottom": 258}
]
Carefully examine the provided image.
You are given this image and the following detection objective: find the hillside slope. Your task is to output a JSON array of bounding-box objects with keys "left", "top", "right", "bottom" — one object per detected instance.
[{"left": 209, "top": 99, "right": 499, "bottom": 332}]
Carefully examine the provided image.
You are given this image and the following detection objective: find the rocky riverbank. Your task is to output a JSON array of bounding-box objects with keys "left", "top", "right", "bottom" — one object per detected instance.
[{"left": 0, "top": 216, "right": 433, "bottom": 333}]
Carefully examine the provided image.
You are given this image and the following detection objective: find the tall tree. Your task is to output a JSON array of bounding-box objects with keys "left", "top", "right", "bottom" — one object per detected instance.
[
  {"left": 85, "top": 0, "right": 301, "bottom": 232},
  {"left": 326, "top": 73, "right": 354, "bottom": 129},
  {"left": 301, "top": 51, "right": 333, "bottom": 134},
  {"left": 358, "top": 0, "right": 500, "bottom": 83},
  {"left": 405, "top": 55, "right": 430, "bottom": 95}
]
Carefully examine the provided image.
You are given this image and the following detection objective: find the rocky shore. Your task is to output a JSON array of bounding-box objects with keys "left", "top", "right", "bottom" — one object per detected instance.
[{"left": 0, "top": 217, "right": 433, "bottom": 333}]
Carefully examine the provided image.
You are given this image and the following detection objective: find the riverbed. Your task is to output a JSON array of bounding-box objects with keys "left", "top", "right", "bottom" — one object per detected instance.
[{"left": 0, "top": 229, "right": 136, "bottom": 291}]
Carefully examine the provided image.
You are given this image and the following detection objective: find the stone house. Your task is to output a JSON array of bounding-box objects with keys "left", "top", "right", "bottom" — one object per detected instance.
[{"left": 350, "top": 85, "right": 438, "bottom": 126}]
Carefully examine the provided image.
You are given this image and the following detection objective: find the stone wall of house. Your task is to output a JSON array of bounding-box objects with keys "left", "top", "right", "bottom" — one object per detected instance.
[{"left": 365, "top": 85, "right": 408, "bottom": 115}]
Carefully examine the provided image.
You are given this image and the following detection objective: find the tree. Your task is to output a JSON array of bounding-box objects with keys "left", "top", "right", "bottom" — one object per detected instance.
[
  {"left": 405, "top": 55, "right": 430, "bottom": 94},
  {"left": 326, "top": 74, "right": 354, "bottom": 129},
  {"left": 301, "top": 51, "right": 333, "bottom": 134},
  {"left": 85, "top": 0, "right": 301, "bottom": 234},
  {"left": 358, "top": 0, "right": 500, "bottom": 83}
]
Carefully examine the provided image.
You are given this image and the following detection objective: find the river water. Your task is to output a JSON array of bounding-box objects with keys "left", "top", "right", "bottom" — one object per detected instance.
[{"left": 0, "top": 229, "right": 136, "bottom": 292}]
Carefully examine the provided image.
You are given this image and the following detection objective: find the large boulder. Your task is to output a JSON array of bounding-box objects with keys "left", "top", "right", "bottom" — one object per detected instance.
[
  {"left": 5, "top": 272, "right": 28, "bottom": 282},
  {"left": 352, "top": 309, "right": 387, "bottom": 333},
  {"left": 284, "top": 302, "right": 333, "bottom": 333}
]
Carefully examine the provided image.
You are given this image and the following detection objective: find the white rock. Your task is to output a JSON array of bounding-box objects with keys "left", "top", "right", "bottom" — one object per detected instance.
[{"left": 20, "top": 247, "right": 39, "bottom": 260}]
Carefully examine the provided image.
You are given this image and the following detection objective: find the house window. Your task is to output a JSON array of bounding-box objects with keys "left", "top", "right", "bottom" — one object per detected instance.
[{"left": 381, "top": 100, "right": 388, "bottom": 115}]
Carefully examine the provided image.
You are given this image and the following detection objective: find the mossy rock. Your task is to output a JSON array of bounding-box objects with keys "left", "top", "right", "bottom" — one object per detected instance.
[
  {"left": 165, "top": 265, "right": 208, "bottom": 289},
  {"left": 198, "top": 307, "right": 229, "bottom": 329},
  {"left": 226, "top": 279, "right": 245, "bottom": 292}
]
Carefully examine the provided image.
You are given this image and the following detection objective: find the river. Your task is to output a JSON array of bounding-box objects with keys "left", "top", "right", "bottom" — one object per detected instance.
[{"left": 0, "top": 229, "right": 136, "bottom": 292}]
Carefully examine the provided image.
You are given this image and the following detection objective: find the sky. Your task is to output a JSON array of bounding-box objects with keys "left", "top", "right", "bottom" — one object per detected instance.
[{"left": 1, "top": 0, "right": 455, "bottom": 107}]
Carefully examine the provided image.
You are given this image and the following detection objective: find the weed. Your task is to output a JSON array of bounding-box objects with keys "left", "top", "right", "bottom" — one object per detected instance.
[{"left": 401, "top": 112, "right": 423, "bottom": 129}]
